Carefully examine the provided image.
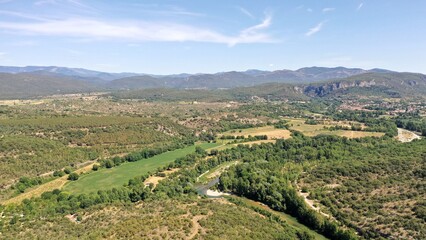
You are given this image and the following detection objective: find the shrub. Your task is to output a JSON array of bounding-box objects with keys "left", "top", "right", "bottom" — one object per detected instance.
[
  {"left": 64, "top": 167, "right": 72, "bottom": 174},
  {"left": 68, "top": 173, "right": 79, "bottom": 181}
]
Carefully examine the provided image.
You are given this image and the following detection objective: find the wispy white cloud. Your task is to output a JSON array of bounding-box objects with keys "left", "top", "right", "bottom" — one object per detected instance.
[
  {"left": 131, "top": 4, "right": 204, "bottom": 17},
  {"left": 0, "top": 15, "right": 275, "bottom": 46},
  {"left": 322, "top": 8, "right": 335, "bottom": 13},
  {"left": 357, "top": 3, "right": 364, "bottom": 11},
  {"left": 305, "top": 21, "right": 325, "bottom": 37},
  {"left": 34, "top": 0, "right": 98, "bottom": 14},
  {"left": 34, "top": 0, "right": 56, "bottom": 5},
  {"left": 306, "top": 8, "right": 313, "bottom": 13},
  {"left": 0, "top": 52, "right": 6, "bottom": 56},
  {"left": 237, "top": 6, "right": 254, "bottom": 19},
  {"left": 0, "top": 10, "right": 49, "bottom": 21}
]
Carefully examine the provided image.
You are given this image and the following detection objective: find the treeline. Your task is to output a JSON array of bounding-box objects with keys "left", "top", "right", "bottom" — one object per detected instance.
[
  {"left": 219, "top": 135, "right": 268, "bottom": 141},
  {"left": 395, "top": 117, "right": 426, "bottom": 136},
  {"left": 96, "top": 140, "right": 194, "bottom": 170},
  {"left": 219, "top": 163, "right": 356, "bottom": 240},
  {"left": 330, "top": 110, "right": 398, "bottom": 137}
]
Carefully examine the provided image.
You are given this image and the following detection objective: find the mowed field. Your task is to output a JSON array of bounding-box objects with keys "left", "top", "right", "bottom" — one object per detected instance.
[
  {"left": 284, "top": 118, "right": 385, "bottom": 138},
  {"left": 220, "top": 126, "right": 292, "bottom": 139},
  {"left": 63, "top": 143, "right": 219, "bottom": 194}
]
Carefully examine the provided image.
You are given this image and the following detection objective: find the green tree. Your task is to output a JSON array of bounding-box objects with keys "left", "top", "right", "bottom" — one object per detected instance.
[{"left": 68, "top": 172, "right": 79, "bottom": 181}]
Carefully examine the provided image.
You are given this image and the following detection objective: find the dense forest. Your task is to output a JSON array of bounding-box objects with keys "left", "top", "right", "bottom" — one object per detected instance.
[{"left": 217, "top": 134, "right": 425, "bottom": 239}]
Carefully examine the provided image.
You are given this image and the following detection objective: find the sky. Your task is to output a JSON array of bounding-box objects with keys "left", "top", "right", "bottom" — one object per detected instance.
[{"left": 0, "top": 0, "right": 425, "bottom": 74}]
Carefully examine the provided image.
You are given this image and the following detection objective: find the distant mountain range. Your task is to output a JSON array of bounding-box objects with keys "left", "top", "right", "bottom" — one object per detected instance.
[
  {"left": 0, "top": 65, "right": 425, "bottom": 99},
  {"left": 0, "top": 66, "right": 139, "bottom": 81}
]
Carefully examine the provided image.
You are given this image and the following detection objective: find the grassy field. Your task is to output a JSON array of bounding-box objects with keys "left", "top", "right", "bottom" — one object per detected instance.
[
  {"left": 285, "top": 118, "right": 384, "bottom": 138},
  {"left": 63, "top": 143, "right": 219, "bottom": 194},
  {"left": 220, "top": 126, "right": 292, "bottom": 139}
]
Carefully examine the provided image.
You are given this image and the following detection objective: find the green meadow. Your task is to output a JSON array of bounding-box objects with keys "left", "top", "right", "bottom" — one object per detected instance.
[{"left": 64, "top": 143, "right": 219, "bottom": 194}]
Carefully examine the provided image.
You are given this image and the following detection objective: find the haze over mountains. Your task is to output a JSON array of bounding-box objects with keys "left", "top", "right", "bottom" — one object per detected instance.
[{"left": 0, "top": 65, "right": 425, "bottom": 99}]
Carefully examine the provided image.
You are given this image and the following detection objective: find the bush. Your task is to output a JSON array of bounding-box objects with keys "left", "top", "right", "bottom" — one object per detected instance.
[
  {"left": 68, "top": 173, "right": 79, "bottom": 181},
  {"left": 105, "top": 160, "right": 114, "bottom": 169},
  {"left": 92, "top": 164, "right": 99, "bottom": 171},
  {"left": 64, "top": 167, "right": 72, "bottom": 174},
  {"left": 53, "top": 170, "right": 65, "bottom": 177}
]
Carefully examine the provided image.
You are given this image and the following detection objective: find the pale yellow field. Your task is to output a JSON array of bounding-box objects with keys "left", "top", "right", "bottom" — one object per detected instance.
[
  {"left": 0, "top": 99, "right": 49, "bottom": 106},
  {"left": 221, "top": 126, "right": 292, "bottom": 139},
  {"left": 2, "top": 176, "right": 68, "bottom": 205},
  {"left": 240, "top": 140, "right": 277, "bottom": 146},
  {"left": 284, "top": 118, "right": 384, "bottom": 138},
  {"left": 2, "top": 162, "right": 96, "bottom": 205}
]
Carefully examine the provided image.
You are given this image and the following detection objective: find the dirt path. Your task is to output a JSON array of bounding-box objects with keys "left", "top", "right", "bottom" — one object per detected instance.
[
  {"left": 187, "top": 211, "right": 212, "bottom": 239},
  {"left": 295, "top": 181, "right": 331, "bottom": 219},
  {"left": 396, "top": 128, "right": 421, "bottom": 142}
]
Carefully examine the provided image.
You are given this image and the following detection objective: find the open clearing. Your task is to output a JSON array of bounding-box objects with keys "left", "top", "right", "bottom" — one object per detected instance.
[
  {"left": 143, "top": 168, "right": 179, "bottom": 189},
  {"left": 396, "top": 128, "right": 422, "bottom": 142},
  {"left": 284, "top": 118, "right": 384, "bottom": 138},
  {"left": 220, "top": 126, "right": 292, "bottom": 139},
  {"left": 63, "top": 143, "right": 219, "bottom": 194}
]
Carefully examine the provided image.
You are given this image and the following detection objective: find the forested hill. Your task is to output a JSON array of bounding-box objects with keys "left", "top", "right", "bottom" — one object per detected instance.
[
  {"left": 303, "top": 72, "right": 426, "bottom": 98},
  {"left": 107, "top": 67, "right": 387, "bottom": 89},
  {"left": 1, "top": 66, "right": 426, "bottom": 99},
  {"left": 0, "top": 73, "right": 97, "bottom": 99}
]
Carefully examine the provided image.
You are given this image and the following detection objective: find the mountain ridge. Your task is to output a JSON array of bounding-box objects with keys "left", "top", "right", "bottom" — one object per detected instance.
[{"left": 1, "top": 65, "right": 425, "bottom": 100}]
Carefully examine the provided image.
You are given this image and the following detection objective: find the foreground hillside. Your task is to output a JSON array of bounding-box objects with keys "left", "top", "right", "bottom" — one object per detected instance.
[{"left": 2, "top": 198, "right": 307, "bottom": 239}]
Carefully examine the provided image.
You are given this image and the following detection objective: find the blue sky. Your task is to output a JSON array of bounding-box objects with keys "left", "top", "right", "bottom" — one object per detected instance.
[{"left": 0, "top": 0, "right": 425, "bottom": 74}]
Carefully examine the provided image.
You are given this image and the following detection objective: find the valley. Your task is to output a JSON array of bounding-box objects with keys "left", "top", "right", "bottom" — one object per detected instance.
[
  {"left": 1, "top": 1, "right": 425, "bottom": 239},
  {"left": 0, "top": 88, "right": 424, "bottom": 239}
]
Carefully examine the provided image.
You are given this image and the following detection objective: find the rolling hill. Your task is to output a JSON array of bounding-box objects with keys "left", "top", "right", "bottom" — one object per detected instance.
[
  {"left": 303, "top": 72, "right": 426, "bottom": 98},
  {"left": 0, "top": 66, "right": 139, "bottom": 81},
  {"left": 1, "top": 65, "right": 426, "bottom": 100},
  {"left": 108, "top": 67, "right": 388, "bottom": 90},
  {"left": 0, "top": 72, "right": 97, "bottom": 99}
]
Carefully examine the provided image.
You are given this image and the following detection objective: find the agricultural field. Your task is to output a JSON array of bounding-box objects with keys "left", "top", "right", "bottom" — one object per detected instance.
[
  {"left": 64, "top": 143, "right": 218, "bottom": 194},
  {"left": 220, "top": 125, "right": 292, "bottom": 139},
  {"left": 284, "top": 118, "right": 385, "bottom": 138}
]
